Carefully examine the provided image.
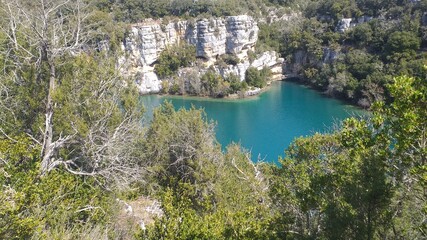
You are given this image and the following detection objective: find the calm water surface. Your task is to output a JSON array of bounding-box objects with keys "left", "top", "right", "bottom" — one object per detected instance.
[{"left": 141, "top": 81, "right": 364, "bottom": 163}]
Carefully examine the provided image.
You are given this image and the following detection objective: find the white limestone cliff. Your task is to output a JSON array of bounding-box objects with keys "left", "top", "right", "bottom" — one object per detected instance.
[{"left": 119, "top": 15, "right": 283, "bottom": 94}]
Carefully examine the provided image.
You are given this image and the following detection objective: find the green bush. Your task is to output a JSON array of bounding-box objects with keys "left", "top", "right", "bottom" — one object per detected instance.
[
  {"left": 220, "top": 54, "right": 240, "bottom": 66},
  {"left": 257, "top": 22, "right": 283, "bottom": 53},
  {"left": 225, "top": 74, "right": 245, "bottom": 93},
  {"left": 385, "top": 31, "right": 421, "bottom": 62},
  {"left": 154, "top": 43, "right": 196, "bottom": 78},
  {"left": 0, "top": 136, "right": 116, "bottom": 239},
  {"left": 245, "top": 67, "right": 271, "bottom": 88},
  {"left": 201, "top": 71, "right": 230, "bottom": 97}
]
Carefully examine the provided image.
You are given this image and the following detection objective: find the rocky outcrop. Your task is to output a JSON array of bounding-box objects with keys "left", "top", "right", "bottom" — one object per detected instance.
[
  {"left": 215, "top": 60, "right": 251, "bottom": 82},
  {"left": 188, "top": 18, "right": 227, "bottom": 59},
  {"left": 336, "top": 18, "right": 353, "bottom": 33},
  {"left": 122, "top": 16, "right": 258, "bottom": 63},
  {"left": 259, "top": 8, "right": 300, "bottom": 24},
  {"left": 122, "top": 20, "right": 188, "bottom": 66},
  {"left": 245, "top": 88, "right": 262, "bottom": 96},
  {"left": 285, "top": 47, "right": 342, "bottom": 77},
  {"left": 189, "top": 16, "right": 256, "bottom": 59},
  {"left": 285, "top": 50, "right": 313, "bottom": 76},
  {"left": 322, "top": 47, "right": 338, "bottom": 63},
  {"left": 225, "top": 15, "right": 258, "bottom": 55},
  {"left": 336, "top": 16, "right": 373, "bottom": 32},
  {"left": 216, "top": 51, "right": 284, "bottom": 81},
  {"left": 119, "top": 15, "right": 283, "bottom": 94},
  {"left": 136, "top": 71, "right": 161, "bottom": 94}
]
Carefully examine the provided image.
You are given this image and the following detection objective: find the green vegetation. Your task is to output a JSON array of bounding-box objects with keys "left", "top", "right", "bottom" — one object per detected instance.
[
  {"left": 277, "top": 0, "right": 427, "bottom": 107},
  {"left": 227, "top": 73, "right": 248, "bottom": 93},
  {"left": 1, "top": 0, "right": 426, "bottom": 239},
  {"left": 92, "top": 0, "right": 290, "bottom": 22},
  {"left": 154, "top": 43, "right": 196, "bottom": 78},
  {"left": 217, "top": 54, "right": 241, "bottom": 66},
  {"left": 139, "top": 103, "right": 272, "bottom": 238},
  {"left": 245, "top": 67, "right": 272, "bottom": 88},
  {"left": 0, "top": 137, "right": 117, "bottom": 239},
  {"left": 256, "top": 22, "right": 285, "bottom": 53},
  {"left": 200, "top": 70, "right": 230, "bottom": 97},
  {"left": 162, "top": 70, "right": 250, "bottom": 98},
  {"left": 269, "top": 74, "right": 427, "bottom": 239}
]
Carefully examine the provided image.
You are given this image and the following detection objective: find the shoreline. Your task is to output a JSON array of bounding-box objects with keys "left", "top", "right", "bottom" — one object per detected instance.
[
  {"left": 284, "top": 77, "right": 369, "bottom": 110},
  {"left": 142, "top": 80, "right": 280, "bottom": 102},
  {"left": 141, "top": 78, "right": 367, "bottom": 110}
]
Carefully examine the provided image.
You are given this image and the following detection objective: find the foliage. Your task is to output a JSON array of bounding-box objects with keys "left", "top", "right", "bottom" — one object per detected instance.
[
  {"left": 200, "top": 70, "right": 232, "bottom": 97},
  {"left": 279, "top": 0, "right": 425, "bottom": 107},
  {"left": 283, "top": 18, "right": 325, "bottom": 59},
  {"left": 52, "top": 54, "right": 145, "bottom": 185},
  {"left": 154, "top": 43, "right": 196, "bottom": 78},
  {"left": 274, "top": 118, "right": 392, "bottom": 239},
  {"left": 92, "top": 0, "right": 273, "bottom": 22},
  {"left": 143, "top": 185, "right": 272, "bottom": 239},
  {"left": 257, "top": 22, "right": 284, "bottom": 53},
  {"left": 141, "top": 105, "right": 274, "bottom": 236},
  {"left": 385, "top": 31, "right": 421, "bottom": 62},
  {"left": 217, "top": 54, "right": 240, "bottom": 66},
  {"left": 85, "top": 10, "right": 128, "bottom": 51},
  {"left": 164, "top": 70, "right": 248, "bottom": 97},
  {"left": 270, "top": 73, "right": 427, "bottom": 239},
  {"left": 0, "top": 136, "right": 117, "bottom": 239},
  {"left": 245, "top": 67, "right": 272, "bottom": 88},
  {"left": 0, "top": 2, "right": 145, "bottom": 237},
  {"left": 226, "top": 74, "right": 247, "bottom": 93},
  {"left": 137, "top": 104, "right": 275, "bottom": 238},
  {"left": 142, "top": 102, "right": 219, "bottom": 192},
  {"left": 2, "top": 0, "right": 427, "bottom": 239}
]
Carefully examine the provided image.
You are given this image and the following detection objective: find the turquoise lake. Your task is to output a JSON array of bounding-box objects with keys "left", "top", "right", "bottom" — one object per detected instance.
[{"left": 141, "top": 81, "right": 364, "bottom": 163}]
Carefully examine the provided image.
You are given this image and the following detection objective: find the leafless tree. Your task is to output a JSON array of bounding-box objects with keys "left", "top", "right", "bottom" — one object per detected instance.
[
  {"left": 0, "top": 0, "right": 145, "bottom": 187},
  {"left": 0, "top": 0, "right": 90, "bottom": 174}
]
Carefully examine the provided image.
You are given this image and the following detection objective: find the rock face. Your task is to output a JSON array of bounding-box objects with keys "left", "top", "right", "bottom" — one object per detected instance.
[
  {"left": 122, "top": 19, "right": 188, "bottom": 66},
  {"left": 322, "top": 47, "right": 338, "bottom": 63},
  {"left": 215, "top": 51, "right": 284, "bottom": 82},
  {"left": 119, "top": 15, "right": 282, "bottom": 94},
  {"left": 285, "top": 47, "right": 341, "bottom": 78},
  {"left": 336, "top": 16, "right": 373, "bottom": 33},
  {"left": 136, "top": 71, "right": 161, "bottom": 94},
  {"left": 336, "top": 18, "right": 353, "bottom": 33},
  {"left": 225, "top": 15, "right": 258, "bottom": 55},
  {"left": 191, "top": 18, "right": 227, "bottom": 59}
]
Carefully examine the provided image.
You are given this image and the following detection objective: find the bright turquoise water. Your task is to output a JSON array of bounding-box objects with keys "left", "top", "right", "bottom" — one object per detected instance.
[{"left": 141, "top": 81, "right": 364, "bottom": 163}]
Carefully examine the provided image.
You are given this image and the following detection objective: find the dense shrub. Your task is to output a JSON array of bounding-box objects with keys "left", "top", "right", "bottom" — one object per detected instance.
[
  {"left": 154, "top": 43, "right": 196, "bottom": 78},
  {"left": 226, "top": 74, "right": 247, "bottom": 93},
  {"left": 385, "top": 31, "right": 421, "bottom": 62},
  {"left": 245, "top": 67, "right": 272, "bottom": 88},
  {"left": 257, "top": 22, "right": 284, "bottom": 53},
  {"left": 218, "top": 54, "right": 240, "bottom": 66}
]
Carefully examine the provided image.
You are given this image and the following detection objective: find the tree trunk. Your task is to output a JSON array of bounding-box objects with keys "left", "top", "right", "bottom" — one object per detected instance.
[{"left": 40, "top": 59, "right": 55, "bottom": 175}]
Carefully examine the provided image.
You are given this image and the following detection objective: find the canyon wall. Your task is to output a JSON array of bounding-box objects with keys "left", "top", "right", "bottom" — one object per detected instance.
[{"left": 119, "top": 15, "right": 283, "bottom": 94}]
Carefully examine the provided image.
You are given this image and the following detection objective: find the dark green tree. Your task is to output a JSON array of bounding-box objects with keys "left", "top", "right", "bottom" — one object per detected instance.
[
  {"left": 385, "top": 31, "right": 421, "bottom": 62},
  {"left": 155, "top": 43, "right": 196, "bottom": 78}
]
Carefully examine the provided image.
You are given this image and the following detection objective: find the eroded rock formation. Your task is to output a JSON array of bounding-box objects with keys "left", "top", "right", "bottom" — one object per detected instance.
[{"left": 119, "top": 15, "right": 283, "bottom": 94}]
